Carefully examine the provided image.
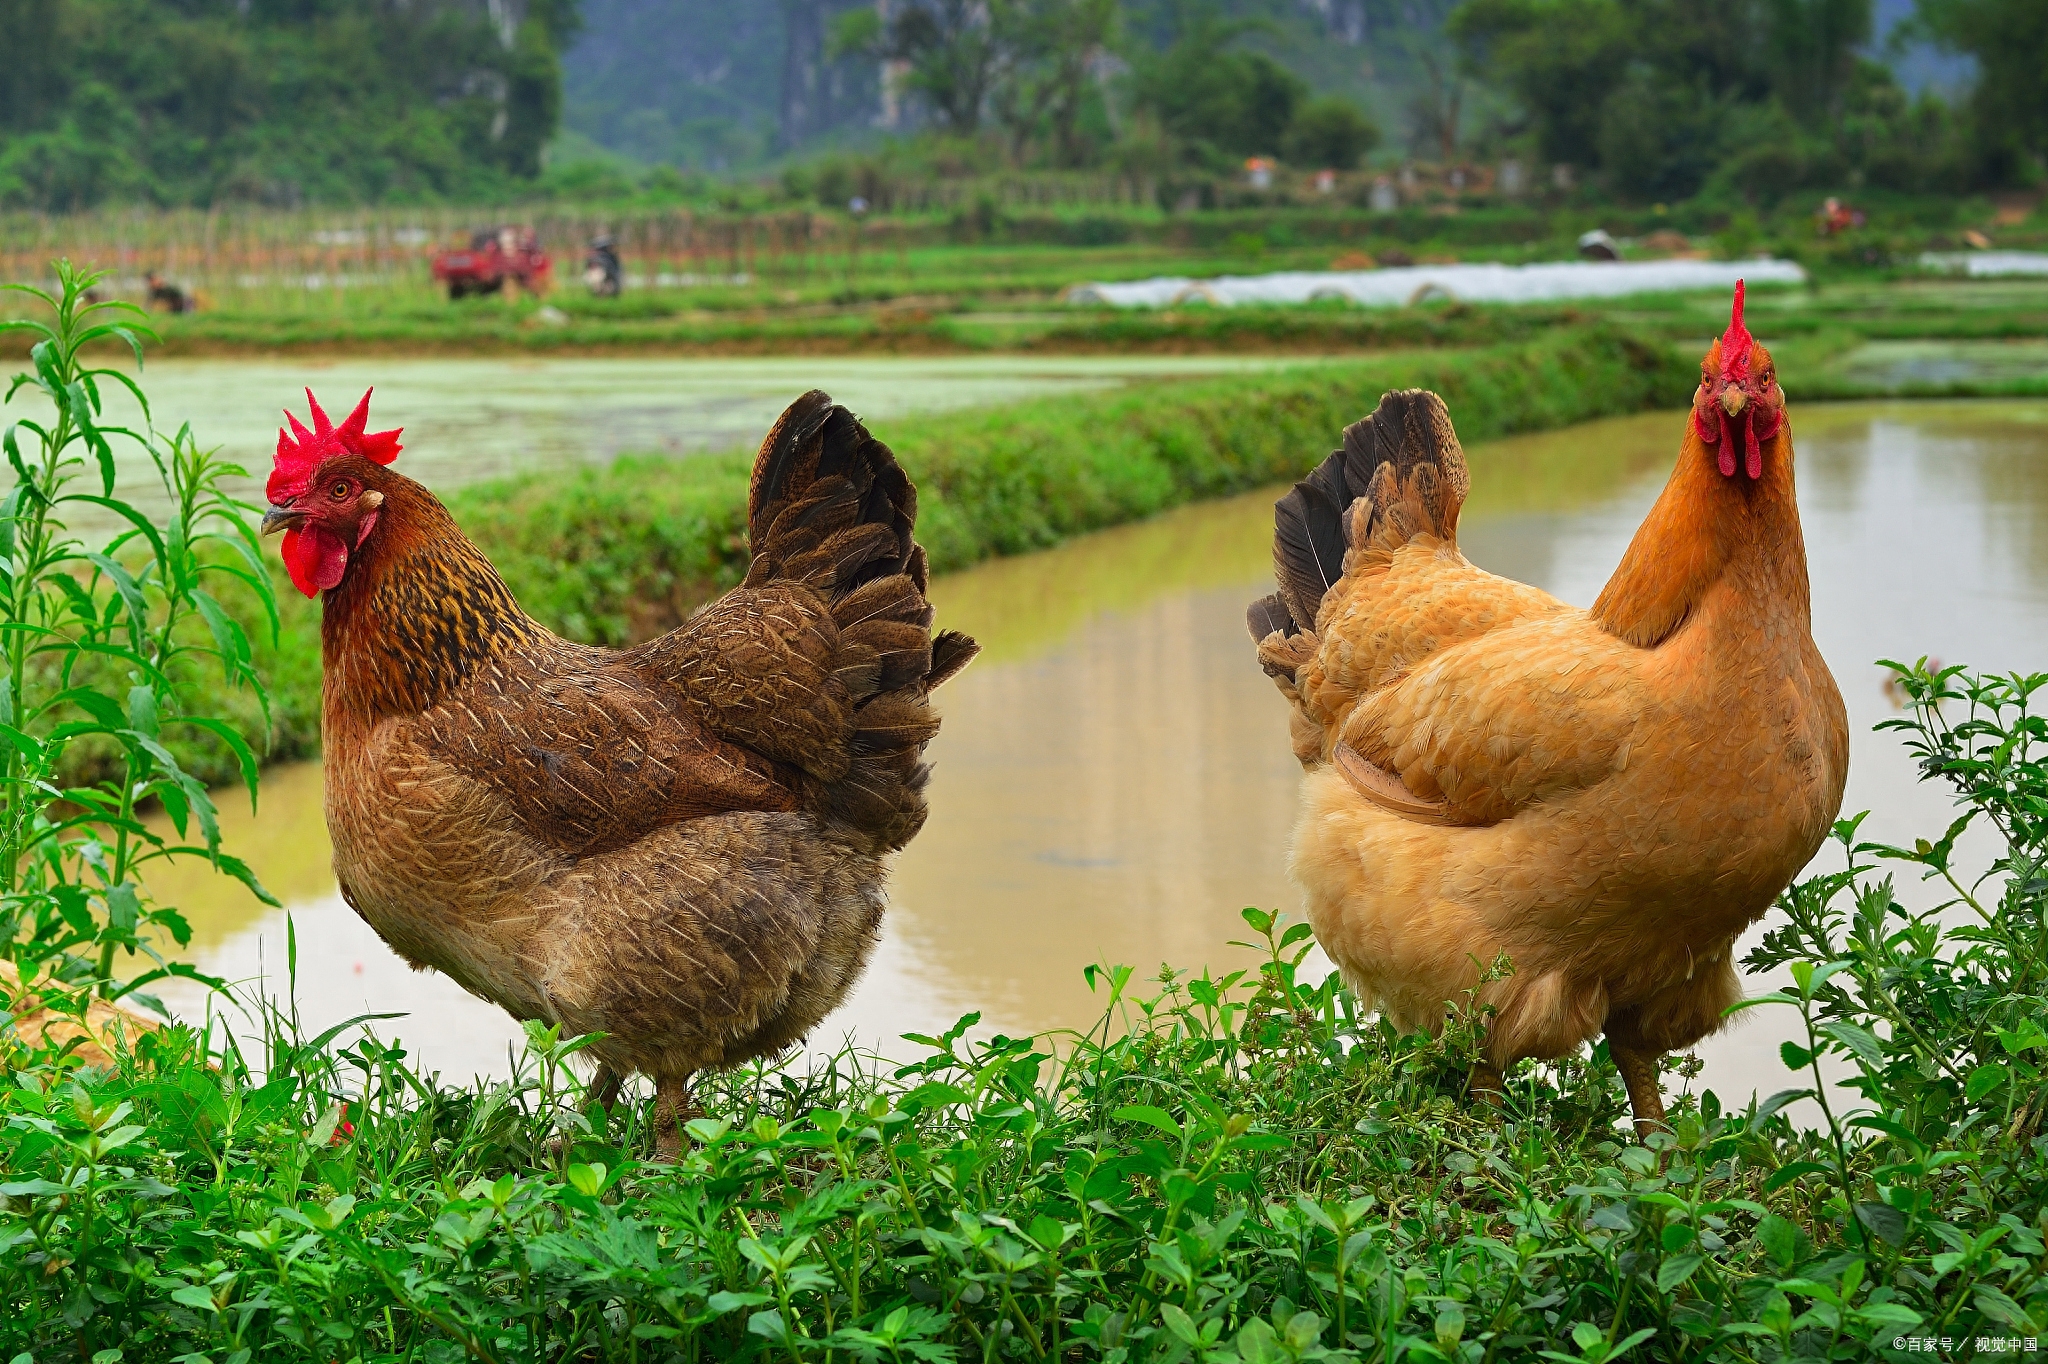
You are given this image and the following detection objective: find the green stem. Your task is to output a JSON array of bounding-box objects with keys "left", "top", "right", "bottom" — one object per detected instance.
[{"left": 1800, "top": 998, "right": 1868, "bottom": 1253}]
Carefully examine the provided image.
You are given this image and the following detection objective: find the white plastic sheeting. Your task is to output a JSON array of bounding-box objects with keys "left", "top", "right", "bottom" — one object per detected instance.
[
  {"left": 1064, "top": 258, "right": 1807, "bottom": 309},
  {"left": 1919, "top": 251, "right": 2048, "bottom": 277}
]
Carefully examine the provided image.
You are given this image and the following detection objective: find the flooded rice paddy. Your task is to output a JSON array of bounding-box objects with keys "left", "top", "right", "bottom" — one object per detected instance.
[
  {"left": 142, "top": 397, "right": 2048, "bottom": 1112},
  {"left": 100, "top": 353, "right": 1320, "bottom": 498}
]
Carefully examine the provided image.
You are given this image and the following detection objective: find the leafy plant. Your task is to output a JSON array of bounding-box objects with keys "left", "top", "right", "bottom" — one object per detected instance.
[
  {"left": 0, "top": 259, "right": 277, "bottom": 1015},
  {"left": 5, "top": 648, "right": 2044, "bottom": 1360}
]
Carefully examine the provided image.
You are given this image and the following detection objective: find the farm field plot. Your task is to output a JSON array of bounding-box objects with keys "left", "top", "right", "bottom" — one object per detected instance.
[{"left": 90, "top": 351, "right": 1335, "bottom": 501}]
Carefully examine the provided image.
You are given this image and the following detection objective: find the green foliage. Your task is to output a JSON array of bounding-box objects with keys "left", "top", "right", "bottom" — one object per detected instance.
[
  {"left": 1746, "top": 662, "right": 2048, "bottom": 1170},
  {"left": 1129, "top": 13, "right": 1309, "bottom": 166},
  {"left": 1281, "top": 97, "right": 1380, "bottom": 172},
  {"left": 1911, "top": 0, "right": 2048, "bottom": 180},
  {"left": 1447, "top": 0, "right": 1983, "bottom": 201},
  {"left": 1450, "top": 0, "right": 1657, "bottom": 168},
  {"left": 990, "top": 0, "right": 1123, "bottom": 166},
  {"left": 1760, "top": 0, "right": 1873, "bottom": 126},
  {"left": 0, "top": 261, "right": 278, "bottom": 1008},
  {"left": 0, "top": 0, "right": 580, "bottom": 210},
  {"left": 833, "top": 0, "right": 1121, "bottom": 165},
  {"left": 3, "top": 662, "right": 2045, "bottom": 1357},
  {"left": 871, "top": 0, "right": 1006, "bottom": 136}
]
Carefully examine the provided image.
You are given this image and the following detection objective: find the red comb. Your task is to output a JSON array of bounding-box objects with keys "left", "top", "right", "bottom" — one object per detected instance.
[
  {"left": 1718, "top": 280, "right": 1753, "bottom": 381},
  {"left": 268, "top": 389, "right": 403, "bottom": 503}
]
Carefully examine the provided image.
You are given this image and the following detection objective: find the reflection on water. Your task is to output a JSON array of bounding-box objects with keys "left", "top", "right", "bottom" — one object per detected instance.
[{"left": 147, "top": 400, "right": 2048, "bottom": 1104}]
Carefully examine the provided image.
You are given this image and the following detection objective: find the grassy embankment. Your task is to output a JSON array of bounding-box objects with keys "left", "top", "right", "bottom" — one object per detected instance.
[{"left": 205, "top": 323, "right": 1691, "bottom": 777}]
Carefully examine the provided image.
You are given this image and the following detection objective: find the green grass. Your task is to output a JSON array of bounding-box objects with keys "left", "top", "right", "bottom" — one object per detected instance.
[{"left": 3, "top": 662, "right": 2044, "bottom": 1360}]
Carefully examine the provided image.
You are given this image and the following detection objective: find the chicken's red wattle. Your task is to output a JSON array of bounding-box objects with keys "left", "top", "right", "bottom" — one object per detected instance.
[{"left": 281, "top": 525, "right": 349, "bottom": 597}]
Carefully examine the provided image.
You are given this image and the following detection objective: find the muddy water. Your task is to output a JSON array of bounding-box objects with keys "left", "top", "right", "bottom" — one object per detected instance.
[{"left": 143, "top": 400, "right": 2048, "bottom": 1109}]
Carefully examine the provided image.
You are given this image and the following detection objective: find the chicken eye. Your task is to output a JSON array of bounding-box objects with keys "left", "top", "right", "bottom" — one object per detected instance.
[{"left": 330, "top": 480, "right": 351, "bottom": 500}]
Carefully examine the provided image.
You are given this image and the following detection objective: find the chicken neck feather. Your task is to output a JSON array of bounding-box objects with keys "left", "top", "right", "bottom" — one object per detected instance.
[
  {"left": 1591, "top": 422, "right": 1811, "bottom": 650},
  {"left": 317, "top": 467, "right": 546, "bottom": 721}
]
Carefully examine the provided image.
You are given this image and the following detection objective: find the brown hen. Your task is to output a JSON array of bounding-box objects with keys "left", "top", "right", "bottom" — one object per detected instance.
[
  {"left": 1247, "top": 285, "right": 1848, "bottom": 1136},
  {"left": 264, "top": 389, "right": 977, "bottom": 1156}
]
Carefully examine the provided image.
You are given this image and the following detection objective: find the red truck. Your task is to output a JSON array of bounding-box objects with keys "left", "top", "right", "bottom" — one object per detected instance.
[{"left": 430, "top": 228, "right": 552, "bottom": 299}]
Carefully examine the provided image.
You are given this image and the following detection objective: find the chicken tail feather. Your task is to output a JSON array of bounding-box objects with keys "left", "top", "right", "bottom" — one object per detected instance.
[
  {"left": 746, "top": 391, "right": 980, "bottom": 852},
  {"left": 1250, "top": 388, "right": 1469, "bottom": 674}
]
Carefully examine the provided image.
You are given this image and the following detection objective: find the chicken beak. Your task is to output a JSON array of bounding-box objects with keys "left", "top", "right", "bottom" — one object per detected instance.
[
  {"left": 1718, "top": 386, "right": 1749, "bottom": 417},
  {"left": 261, "top": 504, "right": 302, "bottom": 536}
]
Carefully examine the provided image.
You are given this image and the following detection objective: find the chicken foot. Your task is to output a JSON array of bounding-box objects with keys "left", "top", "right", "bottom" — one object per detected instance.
[
  {"left": 1608, "top": 1039, "right": 1668, "bottom": 1141},
  {"left": 650, "top": 1074, "right": 702, "bottom": 1163}
]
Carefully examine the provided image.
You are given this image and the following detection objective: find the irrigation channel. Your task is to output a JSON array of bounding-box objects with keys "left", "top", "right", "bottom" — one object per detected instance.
[{"left": 139, "top": 396, "right": 2048, "bottom": 1117}]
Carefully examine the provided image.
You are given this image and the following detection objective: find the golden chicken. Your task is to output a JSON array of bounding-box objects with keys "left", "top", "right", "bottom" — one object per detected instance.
[
  {"left": 263, "top": 389, "right": 976, "bottom": 1157},
  {"left": 1247, "top": 285, "right": 1848, "bottom": 1135}
]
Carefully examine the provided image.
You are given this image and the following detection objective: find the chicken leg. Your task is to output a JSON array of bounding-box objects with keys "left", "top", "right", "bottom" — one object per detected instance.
[
  {"left": 586, "top": 1062, "right": 625, "bottom": 1112},
  {"left": 1470, "top": 1061, "right": 1506, "bottom": 1109},
  {"left": 1608, "top": 1039, "right": 1668, "bottom": 1141},
  {"left": 650, "top": 1074, "right": 701, "bottom": 1163}
]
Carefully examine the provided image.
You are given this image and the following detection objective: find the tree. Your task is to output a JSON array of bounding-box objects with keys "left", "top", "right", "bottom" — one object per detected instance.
[
  {"left": 1450, "top": 0, "right": 1897, "bottom": 198},
  {"left": 499, "top": 11, "right": 566, "bottom": 178},
  {"left": 1449, "top": 0, "right": 1635, "bottom": 165},
  {"left": 1283, "top": 94, "right": 1379, "bottom": 168},
  {"left": 1762, "top": 0, "right": 1872, "bottom": 124},
  {"left": 989, "top": 0, "right": 1119, "bottom": 165},
  {"left": 1912, "top": 0, "right": 2048, "bottom": 176},
  {"left": 877, "top": 0, "right": 1003, "bottom": 135},
  {"left": 1406, "top": 49, "right": 1463, "bottom": 161},
  {"left": 1129, "top": 12, "right": 1308, "bottom": 162},
  {"left": 0, "top": 0, "right": 66, "bottom": 130},
  {"left": 0, "top": 0, "right": 586, "bottom": 209}
]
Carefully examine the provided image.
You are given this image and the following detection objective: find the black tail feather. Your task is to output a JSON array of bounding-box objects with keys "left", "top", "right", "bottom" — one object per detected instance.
[
  {"left": 1271, "top": 477, "right": 1349, "bottom": 634},
  {"left": 1254, "top": 388, "right": 1468, "bottom": 642},
  {"left": 749, "top": 391, "right": 979, "bottom": 852},
  {"left": 1246, "top": 592, "right": 1294, "bottom": 644},
  {"left": 749, "top": 389, "right": 836, "bottom": 549}
]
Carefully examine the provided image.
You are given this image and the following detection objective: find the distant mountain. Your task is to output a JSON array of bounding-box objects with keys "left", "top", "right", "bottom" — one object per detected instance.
[
  {"left": 560, "top": 0, "right": 877, "bottom": 170},
  {"left": 558, "top": 0, "right": 1446, "bottom": 170},
  {"left": 1871, "top": 0, "right": 1976, "bottom": 95},
  {"left": 557, "top": 0, "right": 1965, "bottom": 173},
  {"left": 1, "top": 0, "right": 577, "bottom": 210}
]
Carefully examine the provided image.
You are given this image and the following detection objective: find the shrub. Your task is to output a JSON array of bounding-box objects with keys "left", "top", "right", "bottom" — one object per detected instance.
[{"left": 1282, "top": 96, "right": 1380, "bottom": 171}]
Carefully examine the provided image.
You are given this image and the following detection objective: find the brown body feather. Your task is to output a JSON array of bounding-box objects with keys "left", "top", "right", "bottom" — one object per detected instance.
[
  {"left": 313, "top": 392, "right": 976, "bottom": 1144},
  {"left": 1250, "top": 381, "right": 1847, "bottom": 1135}
]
